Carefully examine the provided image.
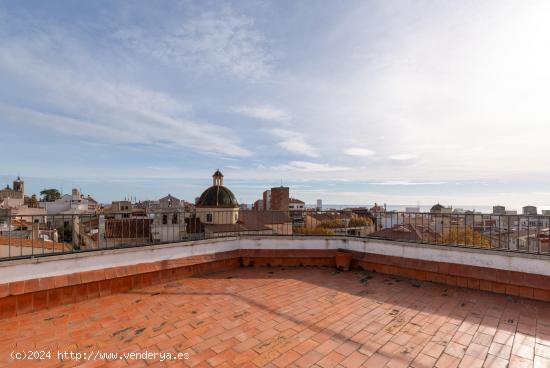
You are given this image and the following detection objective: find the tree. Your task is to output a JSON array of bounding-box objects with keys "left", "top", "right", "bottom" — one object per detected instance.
[
  {"left": 40, "top": 189, "right": 61, "bottom": 202},
  {"left": 319, "top": 219, "right": 345, "bottom": 229},
  {"left": 25, "top": 194, "right": 39, "bottom": 208},
  {"left": 348, "top": 217, "right": 374, "bottom": 227},
  {"left": 441, "top": 227, "right": 491, "bottom": 247}
]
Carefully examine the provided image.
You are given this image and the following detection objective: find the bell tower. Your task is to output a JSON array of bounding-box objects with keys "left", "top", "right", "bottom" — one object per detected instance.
[{"left": 13, "top": 176, "right": 24, "bottom": 195}]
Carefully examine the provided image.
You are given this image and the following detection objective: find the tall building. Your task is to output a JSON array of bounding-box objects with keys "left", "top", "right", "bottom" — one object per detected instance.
[
  {"left": 493, "top": 205, "right": 506, "bottom": 215},
  {"left": 523, "top": 206, "right": 538, "bottom": 215},
  {"left": 270, "top": 187, "right": 289, "bottom": 212},
  {"left": 261, "top": 186, "right": 290, "bottom": 211},
  {"left": 316, "top": 199, "right": 322, "bottom": 210},
  {"left": 262, "top": 190, "right": 271, "bottom": 211}
]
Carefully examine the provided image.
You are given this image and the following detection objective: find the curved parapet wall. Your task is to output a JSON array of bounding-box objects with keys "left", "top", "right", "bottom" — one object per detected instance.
[{"left": 2, "top": 236, "right": 550, "bottom": 319}]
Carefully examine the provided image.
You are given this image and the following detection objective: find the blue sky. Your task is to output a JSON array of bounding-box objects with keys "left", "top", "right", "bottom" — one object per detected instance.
[{"left": 1, "top": 0, "right": 550, "bottom": 208}]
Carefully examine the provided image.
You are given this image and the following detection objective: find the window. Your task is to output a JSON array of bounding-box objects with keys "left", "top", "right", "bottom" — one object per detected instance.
[
  {"left": 206, "top": 213, "right": 213, "bottom": 222},
  {"left": 172, "top": 214, "right": 178, "bottom": 224},
  {"left": 162, "top": 214, "right": 168, "bottom": 225}
]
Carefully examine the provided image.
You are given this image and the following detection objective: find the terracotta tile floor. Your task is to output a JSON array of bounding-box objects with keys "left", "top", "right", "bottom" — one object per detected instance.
[{"left": 2, "top": 267, "right": 550, "bottom": 367}]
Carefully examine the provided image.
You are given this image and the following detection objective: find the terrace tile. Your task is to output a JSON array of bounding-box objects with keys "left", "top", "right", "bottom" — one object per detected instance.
[{"left": 2, "top": 267, "right": 550, "bottom": 367}]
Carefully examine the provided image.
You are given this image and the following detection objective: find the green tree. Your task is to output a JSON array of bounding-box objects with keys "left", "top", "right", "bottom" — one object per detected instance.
[
  {"left": 40, "top": 189, "right": 61, "bottom": 202},
  {"left": 25, "top": 194, "right": 39, "bottom": 208}
]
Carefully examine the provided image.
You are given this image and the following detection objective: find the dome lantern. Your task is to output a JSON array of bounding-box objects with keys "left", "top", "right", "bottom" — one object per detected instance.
[{"left": 213, "top": 169, "right": 224, "bottom": 186}]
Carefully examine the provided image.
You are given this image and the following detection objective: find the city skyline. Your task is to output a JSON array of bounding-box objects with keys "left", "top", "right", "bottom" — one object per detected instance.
[
  {"left": 2, "top": 1, "right": 550, "bottom": 206},
  {"left": 3, "top": 174, "right": 550, "bottom": 213}
]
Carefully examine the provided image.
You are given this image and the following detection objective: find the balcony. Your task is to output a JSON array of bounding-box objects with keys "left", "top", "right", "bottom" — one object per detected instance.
[{"left": 1, "top": 211, "right": 550, "bottom": 366}]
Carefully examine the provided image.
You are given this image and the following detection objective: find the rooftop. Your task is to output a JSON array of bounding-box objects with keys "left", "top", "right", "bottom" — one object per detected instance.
[
  {"left": 2, "top": 208, "right": 550, "bottom": 367},
  {"left": 1, "top": 267, "right": 548, "bottom": 367}
]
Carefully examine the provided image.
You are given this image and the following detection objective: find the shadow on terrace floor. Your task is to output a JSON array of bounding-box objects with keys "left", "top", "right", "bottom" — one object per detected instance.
[{"left": 124, "top": 266, "right": 548, "bottom": 366}]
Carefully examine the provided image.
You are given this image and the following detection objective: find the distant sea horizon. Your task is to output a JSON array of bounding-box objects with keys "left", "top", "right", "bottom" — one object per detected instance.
[{"left": 305, "top": 204, "right": 550, "bottom": 214}]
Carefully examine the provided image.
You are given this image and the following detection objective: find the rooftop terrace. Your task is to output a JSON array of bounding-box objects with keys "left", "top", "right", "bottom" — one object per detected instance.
[
  {"left": 2, "top": 209, "right": 550, "bottom": 367},
  {"left": 1, "top": 266, "right": 548, "bottom": 367}
]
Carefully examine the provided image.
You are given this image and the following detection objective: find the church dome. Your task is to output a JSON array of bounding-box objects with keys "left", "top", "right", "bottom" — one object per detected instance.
[
  {"left": 196, "top": 170, "right": 238, "bottom": 208},
  {"left": 431, "top": 203, "right": 444, "bottom": 212},
  {"left": 197, "top": 185, "right": 238, "bottom": 207}
]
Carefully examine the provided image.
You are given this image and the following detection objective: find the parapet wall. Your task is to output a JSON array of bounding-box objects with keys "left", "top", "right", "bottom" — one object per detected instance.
[{"left": 2, "top": 236, "right": 550, "bottom": 320}]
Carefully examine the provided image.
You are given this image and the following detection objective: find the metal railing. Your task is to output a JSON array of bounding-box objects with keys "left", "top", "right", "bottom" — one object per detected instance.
[{"left": 1, "top": 209, "right": 549, "bottom": 261}]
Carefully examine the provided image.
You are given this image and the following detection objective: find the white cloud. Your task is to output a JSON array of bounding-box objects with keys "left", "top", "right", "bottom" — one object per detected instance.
[
  {"left": 114, "top": 7, "right": 271, "bottom": 79},
  {"left": 233, "top": 105, "right": 290, "bottom": 122},
  {"left": 0, "top": 19, "right": 256, "bottom": 157},
  {"left": 0, "top": 45, "right": 251, "bottom": 158},
  {"left": 272, "top": 161, "right": 351, "bottom": 172},
  {"left": 269, "top": 129, "right": 318, "bottom": 157},
  {"left": 388, "top": 154, "right": 417, "bottom": 161},
  {"left": 344, "top": 147, "right": 375, "bottom": 157},
  {"left": 271, "top": 1, "right": 550, "bottom": 182}
]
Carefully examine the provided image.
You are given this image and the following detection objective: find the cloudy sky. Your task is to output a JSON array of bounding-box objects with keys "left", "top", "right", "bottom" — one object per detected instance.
[{"left": 1, "top": 0, "right": 550, "bottom": 208}]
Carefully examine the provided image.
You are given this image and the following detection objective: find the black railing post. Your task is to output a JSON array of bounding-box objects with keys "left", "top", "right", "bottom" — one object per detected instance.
[
  {"left": 8, "top": 214, "right": 11, "bottom": 258},
  {"left": 19, "top": 215, "right": 23, "bottom": 257},
  {"left": 31, "top": 215, "right": 34, "bottom": 258}
]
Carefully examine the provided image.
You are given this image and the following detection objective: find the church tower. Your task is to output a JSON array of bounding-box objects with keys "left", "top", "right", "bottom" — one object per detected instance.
[{"left": 13, "top": 176, "right": 24, "bottom": 195}]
